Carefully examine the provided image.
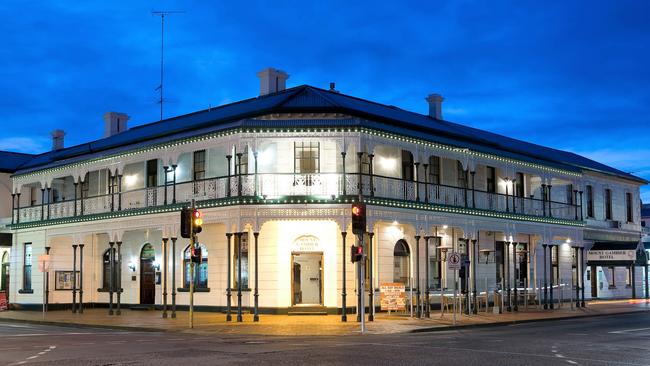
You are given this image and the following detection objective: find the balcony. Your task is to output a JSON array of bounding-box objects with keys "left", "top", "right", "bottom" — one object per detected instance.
[{"left": 12, "top": 173, "right": 580, "bottom": 225}]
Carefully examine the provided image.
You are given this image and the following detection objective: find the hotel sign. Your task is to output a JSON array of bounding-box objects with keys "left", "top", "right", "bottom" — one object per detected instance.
[
  {"left": 292, "top": 235, "right": 321, "bottom": 252},
  {"left": 587, "top": 249, "right": 636, "bottom": 262}
]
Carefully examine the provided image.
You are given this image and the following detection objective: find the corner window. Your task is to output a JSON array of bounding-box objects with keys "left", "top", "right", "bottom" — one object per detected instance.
[
  {"left": 23, "top": 243, "right": 32, "bottom": 291},
  {"left": 183, "top": 244, "right": 208, "bottom": 289},
  {"left": 294, "top": 142, "right": 319, "bottom": 174}
]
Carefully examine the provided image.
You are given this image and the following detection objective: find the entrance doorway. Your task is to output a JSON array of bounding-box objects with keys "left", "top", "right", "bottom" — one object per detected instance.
[
  {"left": 140, "top": 244, "right": 156, "bottom": 305},
  {"left": 1, "top": 252, "right": 9, "bottom": 295},
  {"left": 291, "top": 252, "right": 323, "bottom": 305}
]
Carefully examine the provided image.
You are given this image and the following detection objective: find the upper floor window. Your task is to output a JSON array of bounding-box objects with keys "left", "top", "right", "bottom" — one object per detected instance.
[
  {"left": 401, "top": 150, "right": 414, "bottom": 180},
  {"left": 23, "top": 243, "right": 32, "bottom": 291},
  {"left": 515, "top": 172, "right": 525, "bottom": 197},
  {"left": 193, "top": 150, "right": 206, "bottom": 181},
  {"left": 428, "top": 156, "right": 440, "bottom": 185},
  {"left": 626, "top": 192, "right": 633, "bottom": 223},
  {"left": 457, "top": 161, "right": 467, "bottom": 188},
  {"left": 146, "top": 159, "right": 158, "bottom": 188},
  {"left": 566, "top": 184, "right": 574, "bottom": 205},
  {"left": 486, "top": 166, "right": 496, "bottom": 193},
  {"left": 605, "top": 188, "right": 613, "bottom": 220},
  {"left": 237, "top": 146, "right": 249, "bottom": 175},
  {"left": 586, "top": 185, "right": 594, "bottom": 218},
  {"left": 294, "top": 142, "right": 319, "bottom": 174}
]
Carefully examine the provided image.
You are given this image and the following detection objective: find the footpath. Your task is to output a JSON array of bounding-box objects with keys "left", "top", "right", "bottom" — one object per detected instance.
[{"left": 0, "top": 299, "right": 648, "bottom": 336}]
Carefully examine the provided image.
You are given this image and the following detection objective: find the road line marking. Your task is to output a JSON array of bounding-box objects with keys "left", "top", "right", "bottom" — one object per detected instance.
[
  {"left": 608, "top": 327, "right": 650, "bottom": 334},
  {"left": 26, "top": 356, "right": 38, "bottom": 360},
  {"left": 567, "top": 361, "right": 578, "bottom": 365}
]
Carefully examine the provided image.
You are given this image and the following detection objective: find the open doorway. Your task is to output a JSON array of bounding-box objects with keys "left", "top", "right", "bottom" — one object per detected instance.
[{"left": 291, "top": 252, "right": 323, "bottom": 306}]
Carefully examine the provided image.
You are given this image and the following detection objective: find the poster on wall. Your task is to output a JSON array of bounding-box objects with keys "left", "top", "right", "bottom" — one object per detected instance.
[
  {"left": 0, "top": 291, "right": 7, "bottom": 311},
  {"left": 380, "top": 282, "right": 406, "bottom": 311},
  {"left": 55, "top": 271, "right": 80, "bottom": 290}
]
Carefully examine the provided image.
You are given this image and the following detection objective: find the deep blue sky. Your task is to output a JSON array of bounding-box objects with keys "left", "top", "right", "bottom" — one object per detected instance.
[{"left": 1, "top": 1, "right": 648, "bottom": 200}]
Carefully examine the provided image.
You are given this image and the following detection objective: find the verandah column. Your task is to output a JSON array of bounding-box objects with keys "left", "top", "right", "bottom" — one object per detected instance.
[
  {"left": 471, "top": 238, "right": 478, "bottom": 314},
  {"left": 549, "top": 245, "right": 554, "bottom": 310},
  {"left": 341, "top": 152, "right": 347, "bottom": 196},
  {"left": 253, "top": 232, "right": 260, "bottom": 322},
  {"left": 162, "top": 237, "right": 169, "bottom": 318},
  {"left": 78, "top": 243, "right": 84, "bottom": 314},
  {"left": 505, "top": 241, "right": 511, "bottom": 312},
  {"left": 542, "top": 244, "right": 548, "bottom": 310},
  {"left": 415, "top": 235, "right": 421, "bottom": 318},
  {"left": 108, "top": 241, "right": 115, "bottom": 315},
  {"left": 580, "top": 247, "right": 585, "bottom": 307},
  {"left": 225, "top": 233, "right": 232, "bottom": 321},
  {"left": 424, "top": 235, "right": 432, "bottom": 318},
  {"left": 236, "top": 232, "right": 243, "bottom": 322},
  {"left": 72, "top": 244, "right": 77, "bottom": 313},
  {"left": 171, "top": 237, "right": 177, "bottom": 318},
  {"left": 368, "top": 232, "right": 374, "bottom": 321},
  {"left": 512, "top": 241, "right": 518, "bottom": 312},
  {"left": 574, "top": 246, "right": 580, "bottom": 308},
  {"left": 116, "top": 241, "right": 122, "bottom": 315},
  {"left": 341, "top": 231, "right": 347, "bottom": 322}
]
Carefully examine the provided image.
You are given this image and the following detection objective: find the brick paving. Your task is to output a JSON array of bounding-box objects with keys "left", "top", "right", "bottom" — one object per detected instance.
[{"left": 0, "top": 299, "right": 648, "bottom": 336}]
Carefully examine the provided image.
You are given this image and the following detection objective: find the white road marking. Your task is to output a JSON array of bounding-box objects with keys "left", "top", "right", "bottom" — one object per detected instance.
[
  {"left": 567, "top": 361, "right": 578, "bottom": 365},
  {"left": 608, "top": 327, "right": 650, "bottom": 334},
  {"left": 0, "top": 324, "right": 33, "bottom": 328}
]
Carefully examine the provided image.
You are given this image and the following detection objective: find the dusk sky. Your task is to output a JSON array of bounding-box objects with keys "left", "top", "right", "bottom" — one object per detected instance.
[{"left": 1, "top": 1, "right": 648, "bottom": 200}]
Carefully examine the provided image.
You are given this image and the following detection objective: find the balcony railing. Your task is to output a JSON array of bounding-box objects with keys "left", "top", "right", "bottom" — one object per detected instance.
[{"left": 12, "top": 173, "right": 580, "bottom": 224}]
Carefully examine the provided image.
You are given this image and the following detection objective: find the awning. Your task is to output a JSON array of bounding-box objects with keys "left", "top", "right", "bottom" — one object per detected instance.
[{"left": 587, "top": 241, "right": 640, "bottom": 266}]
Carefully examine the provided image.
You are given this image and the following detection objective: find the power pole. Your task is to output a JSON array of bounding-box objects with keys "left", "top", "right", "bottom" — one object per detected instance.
[{"left": 151, "top": 10, "right": 184, "bottom": 121}]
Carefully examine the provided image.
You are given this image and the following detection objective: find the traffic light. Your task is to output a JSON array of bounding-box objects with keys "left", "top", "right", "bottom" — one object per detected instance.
[
  {"left": 191, "top": 245, "right": 202, "bottom": 263},
  {"left": 180, "top": 208, "right": 192, "bottom": 238},
  {"left": 351, "top": 245, "right": 363, "bottom": 263},
  {"left": 351, "top": 202, "right": 366, "bottom": 235},
  {"left": 192, "top": 208, "right": 203, "bottom": 234}
]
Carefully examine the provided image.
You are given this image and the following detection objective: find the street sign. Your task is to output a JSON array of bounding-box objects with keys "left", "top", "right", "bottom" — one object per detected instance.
[
  {"left": 38, "top": 254, "right": 51, "bottom": 273},
  {"left": 448, "top": 252, "right": 461, "bottom": 270}
]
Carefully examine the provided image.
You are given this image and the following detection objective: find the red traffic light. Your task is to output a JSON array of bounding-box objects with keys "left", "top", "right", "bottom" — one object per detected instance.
[{"left": 351, "top": 203, "right": 366, "bottom": 235}]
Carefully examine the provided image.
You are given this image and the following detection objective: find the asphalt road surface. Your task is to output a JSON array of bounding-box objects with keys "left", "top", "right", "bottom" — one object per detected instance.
[{"left": 1, "top": 312, "right": 649, "bottom": 365}]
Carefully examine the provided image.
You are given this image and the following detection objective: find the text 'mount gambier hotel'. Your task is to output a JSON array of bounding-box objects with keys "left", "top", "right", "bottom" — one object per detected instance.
[{"left": 0, "top": 68, "right": 647, "bottom": 318}]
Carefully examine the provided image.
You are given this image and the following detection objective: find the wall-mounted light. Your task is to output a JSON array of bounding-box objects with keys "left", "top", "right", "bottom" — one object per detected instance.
[
  {"left": 378, "top": 156, "right": 396, "bottom": 171},
  {"left": 124, "top": 174, "right": 138, "bottom": 187},
  {"left": 128, "top": 259, "right": 137, "bottom": 272},
  {"left": 153, "top": 260, "right": 161, "bottom": 271},
  {"left": 442, "top": 225, "right": 448, "bottom": 229}
]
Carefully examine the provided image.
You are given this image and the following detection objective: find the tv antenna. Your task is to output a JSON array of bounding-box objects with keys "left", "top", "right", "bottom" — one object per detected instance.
[{"left": 152, "top": 10, "right": 185, "bottom": 121}]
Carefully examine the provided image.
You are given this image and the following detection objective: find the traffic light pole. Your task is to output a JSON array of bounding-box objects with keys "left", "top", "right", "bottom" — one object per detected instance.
[
  {"left": 357, "top": 233, "right": 366, "bottom": 334},
  {"left": 189, "top": 231, "right": 195, "bottom": 329}
]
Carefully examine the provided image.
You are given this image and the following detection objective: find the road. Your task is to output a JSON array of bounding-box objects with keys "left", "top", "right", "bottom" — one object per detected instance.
[{"left": 1, "top": 312, "right": 649, "bottom": 365}]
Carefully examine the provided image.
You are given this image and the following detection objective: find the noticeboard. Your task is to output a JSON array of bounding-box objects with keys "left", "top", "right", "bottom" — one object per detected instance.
[
  {"left": 380, "top": 282, "right": 406, "bottom": 311},
  {"left": 0, "top": 291, "right": 7, "bottom": 311}
]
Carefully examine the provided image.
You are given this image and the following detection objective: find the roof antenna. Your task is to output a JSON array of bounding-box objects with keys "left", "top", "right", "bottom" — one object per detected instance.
[{"left": 152, "top": 9, "right": 185, "bottom": 121}]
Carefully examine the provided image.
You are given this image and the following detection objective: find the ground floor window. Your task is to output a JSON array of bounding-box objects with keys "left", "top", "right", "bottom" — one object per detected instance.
[
  {"left": 393, "top": 240, "right": 410, "bottom": 285},
  {"left": 184, "top": 244, "right": 208, "bottom": 289},
  {"left": 1, "top": 252, "right": 8, "bottom": 292},
  {"left": 428, "top": 237, "right": 441, "bottom": 290},
  {"left": 234, "top": 234, "right": 249, "bottom": 289},
  {"left": 609, "top": 267, "right": 616, "bottom": 288},
  {"left": 23, "top": 243, "right": 32, "bottom": 291},
  {"left": 626, "top": 267, "right": 632, "bottom": 287},
  {"left": 102, "top": 248, "right": 117, "bottom": 289}
]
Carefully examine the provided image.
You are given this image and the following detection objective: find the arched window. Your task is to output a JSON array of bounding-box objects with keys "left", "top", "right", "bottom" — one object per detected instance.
[
  {"left": 184, "top": 244, "right": 208, "bottom": 289},
  {"left": 1, "top": 252, "right": 9, "bottom": 291},
  {"left": 102, "top": 248, "right": 117, "bottom": 290},
  {"left": 393, "top": 240, "right": 410, "bottom": 285}
]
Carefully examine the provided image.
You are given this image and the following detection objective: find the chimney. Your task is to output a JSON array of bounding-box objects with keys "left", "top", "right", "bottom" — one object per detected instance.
[
  {"left": 425, "top": 94, "right": 444, "bottom": 120},
  {"left": 51, "top": 129, "right": 65, "bottom": 150},
  {"left": 256, "top": 67, "right": 289, "bottom": 96},
  {"left": 103, "top": 112, "right": 130, "bottom": 138}
]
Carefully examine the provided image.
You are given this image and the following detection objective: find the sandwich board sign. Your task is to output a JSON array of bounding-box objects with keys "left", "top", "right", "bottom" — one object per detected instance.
[{"left": 448, "top": 252, "right": 461, "bottom": 271}]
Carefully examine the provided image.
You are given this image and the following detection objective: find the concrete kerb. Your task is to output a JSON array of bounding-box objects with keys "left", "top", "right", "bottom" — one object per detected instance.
[
  {"left": 408, "top": 309, "right": 649, "bottom": 334},
  {"left": 0, "top": 316, "right": 163, "bottom": 333}
]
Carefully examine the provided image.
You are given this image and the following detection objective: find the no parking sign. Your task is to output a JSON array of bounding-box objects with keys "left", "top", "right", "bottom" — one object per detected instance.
[{"left": 448, "top": 252, "right": 461, "bottom": 270}]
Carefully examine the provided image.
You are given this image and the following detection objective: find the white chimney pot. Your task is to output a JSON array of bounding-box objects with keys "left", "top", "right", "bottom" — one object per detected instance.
[
  {"left": 257, "top": 67, "right": 289, "bottom": 96},
  {"left": 103, "top": 112, "right": 130, "bottom": 138},
  {"left": 426, "top": 94, "right": 445, "bottom": 120}
]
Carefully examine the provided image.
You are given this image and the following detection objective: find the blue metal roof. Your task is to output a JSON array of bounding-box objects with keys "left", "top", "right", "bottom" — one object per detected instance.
[
  {"left": 0, "top": 151, "right": 35, "bottom": 173},
  {"left": 11, "top": 85, "right": 648, "bottom": 183}
]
